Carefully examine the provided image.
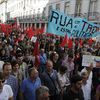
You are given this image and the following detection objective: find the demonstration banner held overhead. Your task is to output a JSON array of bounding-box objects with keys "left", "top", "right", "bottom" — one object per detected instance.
[
  {"left": 47, "top": 9, "right": 100, "bottom": 38},
  {"left": 82, "top": 55, "right": 100, "bottom": 68},
  {"left": 71, "top": 18, "right": 100, "bottom": 38},
  {"left": 47, "top": 10, "right": 74, "bottom": 37}
]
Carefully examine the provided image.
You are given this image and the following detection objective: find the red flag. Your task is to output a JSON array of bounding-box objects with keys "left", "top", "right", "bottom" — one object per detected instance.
[
  {"left": 34, "top": 28, "right": 39, "bottom": 35},
  {"left": 68, "top": 38, "right": 73, "bottom": 49},
  {"left": 60, "top": 34, "right": 68, "bottom": 47},
  {"left": 88, "top": 38, "right": 93, "bottom": 45},
  {"left": 26, "top": 28, "right": 34, "bottom": 38},
  {"left": 79, "top": 39, "right": 83, "bottom": 47},
  {"left": 46, "top": 33, "right": 54, "bottom": 36},
  {"left": 19, "top": 34, "right": 25, "bottom": 41},
  {"left": 33, "top": 40, "right": 39, "bottom": 56},
  {"left": 33, "top": 40, "right": 40, "bottom": 68},
  {"left": 0, "top": 24, "right": 12, "bottom": 35},
  {"left": 39, "top": 27, "right": 44, "bottom": 34}
]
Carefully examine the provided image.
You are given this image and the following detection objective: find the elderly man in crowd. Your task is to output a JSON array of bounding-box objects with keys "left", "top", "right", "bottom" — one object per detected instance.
[
  {"left": 36, "top": 86, "right": 50, "bottom": 100},
  {"left": 40, "top": 59, "right": 62, "bottom": 100},
  {"left": 20, "top": 67, "right": 41, "bottom": 100}
]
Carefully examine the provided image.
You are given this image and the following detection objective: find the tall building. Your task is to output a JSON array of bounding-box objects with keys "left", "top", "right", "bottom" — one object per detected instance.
[
  {"left": 0, "top": 0, "right": 100, "bottom": 31},
  {"left": 0, "top": 0, "right": 7, "bottom": 23}
]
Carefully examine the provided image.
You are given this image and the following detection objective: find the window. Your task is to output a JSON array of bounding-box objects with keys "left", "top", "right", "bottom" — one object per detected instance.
[
  {"left": 75, "top": 0, "right": 82, "bottom": 16},
  {"left": 38, "top": 8, "right": 40, "bottom": 13},
  {"left": 34, "top": 0, "right": 36, "bottom": 3},
  {"left": 56, "top": 3, "right": 60, "bottom": 10},
  {"left": 33, "top": 9, "right": 35, "bottom": 14},
  {"left": 48, "top": 5, "right": 52, "bottom": 15},
  {"left": 30, "top": 10, "right": 31, "bottom": 15},
  {"left": 19, "top": 3, "right": 20, "bottom": 8},
  {"left": 30, "top": 0, "right": 32, "bottom": 4},
  {"left": 21, "top": 1, "right": 23, "bottom": 6},
  {"left": 64, "top": 2, "right": 70, "bottom": 15},
  {"left": 90, "top": 1, "right": 97, "bottom": 15},
  {"left": 37, "top": 8, "right": 40, "bottom": 18},
  {"left": 42, "top": 7, "right": 46, "bottom": 16}
]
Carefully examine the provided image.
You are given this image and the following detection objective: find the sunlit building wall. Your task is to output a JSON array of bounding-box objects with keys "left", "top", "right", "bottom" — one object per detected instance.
[{"left": 0, "top": 0, "right": 100, "bottom": 29}]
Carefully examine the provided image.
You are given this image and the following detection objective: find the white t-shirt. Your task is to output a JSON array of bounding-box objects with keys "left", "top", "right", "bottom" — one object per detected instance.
[
  {"left": 0, "top": 85, "right": 13, "bottom": 100},
  {"left": 58, "top": 72, "right": 70, "bottom": 88},
  {"left": 82, "top": 80, "right": 92, "bottom": 100}
]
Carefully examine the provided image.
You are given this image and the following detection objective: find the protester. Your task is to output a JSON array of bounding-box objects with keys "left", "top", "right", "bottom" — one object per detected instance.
[
  {"left": 23, "top": 50, "right": 34, "bottom": 70},
  {"left": 50, "top": 52, "right": 59, "bottom": 71},
  {"left": 81, "top": 63, "right": 93, "bottom": 84},
  {"left": 0, "top": 48, "right": 11, "bottom": 62},
  {"left": 63, "top": 74, "right": 84, "bottom": 100},
  {"left": 40, "top": 59, "right": 62, "bottom": 100},
  {"left": 0, "top": 24, "right": 99, "bottom": 100},
  {"left": 62, "top": 54, "right": 74, "bottom": 79},
  {"left": 39, "top": 48, "right": 47, "bottom": 73},
  {"left": 11, "top": 60, "right": 23, "bottom": 100},
  {"left": 16, "top": 52, "right": 28, "bottom": 79},
  {"left": 20, "top": 67, "right": 41, "bottom": 100},
  {"left": 2, "top": 62, "right": 18, "bottom": 100},
  {"left": 96, "top": 85, "right": 100, "bottom": 100},
  {"left": 81, "top": 71, "right": 92, "bottom": 100},
  {"left": 57, "top": 65, "right": 70, "bottom": 89},
  {"left": 36, "top": 86, "right": 50, "bottom": 100},
  {"left": 0, "top": 72, "right": 13, "bottom": 100}
]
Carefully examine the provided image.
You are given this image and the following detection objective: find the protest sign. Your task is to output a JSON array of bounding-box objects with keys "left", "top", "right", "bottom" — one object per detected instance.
[
  {"left": 71, "top": 18, "right": 100, "bottom": 38},
  {"left": 31, "top": 36, "right": 37, "bottom": 43},
  {"left": 47, "top": 10, "right": 74, "bottom": 37},
  {"left": 47, "top": 9, "right": 100, "bottom": 38},
  {"left": 82, "top": 55, "right": 100, "bottom": 68}
]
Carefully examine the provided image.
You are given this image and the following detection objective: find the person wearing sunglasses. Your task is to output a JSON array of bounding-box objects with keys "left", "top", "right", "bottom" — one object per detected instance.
[{"left": 0, "top": 72, "right": 13, "bottom": 100}]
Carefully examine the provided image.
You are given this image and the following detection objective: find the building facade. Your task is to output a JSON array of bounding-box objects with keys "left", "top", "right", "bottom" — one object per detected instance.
[{"left": 0, "top": 0, "right": 100, "bottom": 31}]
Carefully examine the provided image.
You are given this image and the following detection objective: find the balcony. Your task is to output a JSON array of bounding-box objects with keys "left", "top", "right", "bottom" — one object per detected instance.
[
  {"left": 69, "top": 12, "right": 100, "bottom": 23},
  {"left": 87, "top": 12, "right": 100, "bottom": 21},
  {"left": 68, "top": 13, "right": 86, "bottom": 18},
  {"left": 15, "top": 15, "right": 48, "bottom": 24}
]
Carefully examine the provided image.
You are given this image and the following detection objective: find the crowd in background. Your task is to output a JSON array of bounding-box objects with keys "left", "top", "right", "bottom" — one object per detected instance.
[{"left": 0, "top": 29, "right": 100, "bottom": 100}]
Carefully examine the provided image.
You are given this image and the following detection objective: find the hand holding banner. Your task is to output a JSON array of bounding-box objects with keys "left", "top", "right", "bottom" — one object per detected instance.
[{"left": 82, "top": 55, "right": 100, "bottom": 68}]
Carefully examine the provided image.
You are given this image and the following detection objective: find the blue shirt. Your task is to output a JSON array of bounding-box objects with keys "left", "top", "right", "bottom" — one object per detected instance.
[
  {"left": 21, "top": 77, "right": 41, "bottom": 100},
  {"left": 40, "top": 53, "right": 47, "bottom": 65}
]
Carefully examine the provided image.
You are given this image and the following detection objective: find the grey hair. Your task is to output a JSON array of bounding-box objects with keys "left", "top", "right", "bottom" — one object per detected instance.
[
  {"left": 80, "top": 70, "right": 88, "bottom": 76},
  {"left": 36, "top": 86, "right": 49, "bottom": 100}
]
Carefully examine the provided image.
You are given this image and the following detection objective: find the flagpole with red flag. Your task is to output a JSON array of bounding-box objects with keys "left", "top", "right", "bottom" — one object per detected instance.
[
  {"left": 33, "top": 40, "right": 40, "bottom": 69},
  {"left": 60, "top": 34, "right": 68, "bottom": 47}
]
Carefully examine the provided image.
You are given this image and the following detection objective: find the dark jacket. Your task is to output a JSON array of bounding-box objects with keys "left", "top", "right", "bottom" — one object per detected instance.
[
  {"left": 40, "top": 70, "right": 60, "bottom": 96},
  {"left": 63, "top": 86, "right": 84, "bottom": 100}
]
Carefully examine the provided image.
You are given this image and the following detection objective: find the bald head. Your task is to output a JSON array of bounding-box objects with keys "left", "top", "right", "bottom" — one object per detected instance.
[{"left": 46, "top": 60, "right": 53, "bottom": 72}]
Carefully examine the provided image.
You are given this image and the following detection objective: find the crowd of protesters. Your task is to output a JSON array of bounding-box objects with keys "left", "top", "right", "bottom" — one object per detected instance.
[{"left": 0, "top": 29, "right": 100, "bottom": 100}]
